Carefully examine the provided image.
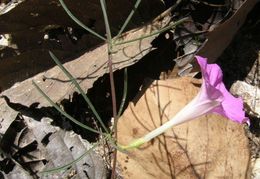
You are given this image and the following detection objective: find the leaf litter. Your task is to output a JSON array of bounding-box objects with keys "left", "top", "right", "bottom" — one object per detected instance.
[{"left": 0, "top": 0, "right": 259, "bottom": 178}]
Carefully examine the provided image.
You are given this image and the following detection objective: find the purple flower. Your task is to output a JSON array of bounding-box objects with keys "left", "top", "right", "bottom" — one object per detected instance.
[
  {"left": 121, "top": 56, "right": 248, "bottom": 149},
  {"left": 193, "top": 56, "right": 247, "bottom": 123}
]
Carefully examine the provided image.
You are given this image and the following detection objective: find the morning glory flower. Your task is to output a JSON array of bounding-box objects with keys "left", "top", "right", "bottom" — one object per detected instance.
[{"left": 121, "top": 56, "right": 248, "bottom": 149}]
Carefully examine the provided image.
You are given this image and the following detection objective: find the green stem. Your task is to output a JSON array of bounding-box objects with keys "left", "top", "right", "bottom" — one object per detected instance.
[
  {"left": 118, "top": 138, "right": 145, "bottom": 150},
  {"left": 100, "top": 0, "right": 112, "bottom": 45},
  {"left": 100, "top": 1, "right": 118, "bottom": 179}
]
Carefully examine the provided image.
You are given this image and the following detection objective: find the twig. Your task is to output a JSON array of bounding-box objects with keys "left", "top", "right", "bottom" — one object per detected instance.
[{"left": 100, "top": 1, "right": 118, "bottom": 178}]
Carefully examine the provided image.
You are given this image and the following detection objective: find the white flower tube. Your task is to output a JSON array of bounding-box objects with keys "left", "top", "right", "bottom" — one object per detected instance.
[{"left": 120, "top": 56, "right": 247, "bottom": 150}]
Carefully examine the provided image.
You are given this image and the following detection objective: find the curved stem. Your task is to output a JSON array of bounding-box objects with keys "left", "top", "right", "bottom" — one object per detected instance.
[{"left": 118, "top": 68, "right": 128, "bottom": 117}]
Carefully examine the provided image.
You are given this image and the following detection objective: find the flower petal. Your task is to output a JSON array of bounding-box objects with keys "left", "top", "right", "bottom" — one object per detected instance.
[
  {"left": 195, "top": 56, "right": 248, "bottom": 123},
  {"left": 195, "top": 56, "right": 223, "bottom": 87},
  {"left": 212, "top": 83, "right": 247, "bottom": 123}
]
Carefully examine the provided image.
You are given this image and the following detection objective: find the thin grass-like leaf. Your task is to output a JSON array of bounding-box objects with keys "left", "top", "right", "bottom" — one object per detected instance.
[
  {"left": 116, "top": 0, "right": 142, "bottom": 39},
  {"left": 32, "top": 81, "right": 100, "bottom": 134},
  {"left": 49, "top": 51, "right": 109, "bottom": 134},
  {"left": 153, "top": 0, "right": 183, "bottom": 22},
  {"left": 118, "top": 68, "right": 128, "bottom": 117},
  {"left": 114, "top": 17, "right": 189, "bottom": 46},
  {"left": 58, "top": 0, "right": 106, "bottom": 41}
]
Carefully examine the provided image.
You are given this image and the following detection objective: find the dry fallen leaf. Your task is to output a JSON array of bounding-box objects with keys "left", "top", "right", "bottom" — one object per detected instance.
[
  {"left": 0, "top": 98, "right": 107, "bottom": 178},
  {"left": 117, "top": 77, "right": 250, "bottom": 179},
  {"left": 196, "top": 0, "right": 257, "bottom": 62},
  {"left": 0, "top": 9, "right": 172, "bottom": 106},
  {"left": 176, "top": 0, "right": 258, "bottom": 76},
  {"left": 0, "top": 0, "right": 165, "bottom": 90}
]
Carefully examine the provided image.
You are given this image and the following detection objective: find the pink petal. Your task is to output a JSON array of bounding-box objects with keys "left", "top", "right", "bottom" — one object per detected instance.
[
  {"left": 212, "top": 83, "right": 247, "bottom": 123},
  {"left": 195, "top": 56, "right": 248, "bottom": 124}
]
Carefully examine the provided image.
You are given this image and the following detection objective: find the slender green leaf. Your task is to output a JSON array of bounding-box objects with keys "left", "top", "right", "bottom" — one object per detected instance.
[
  {"left": 32, "top": 81, "right": 100, "bottom": 134},
  {"left": 40, "top": 136, "right": 109, "bottom": 174},
  {"left": 116, "top": 0, "right": 142, "bottom": 38},
  {"left": 118, "top": 68, "right": 128, "bottom": 117},
  {"left": 58, "top": 0, "right": 106, "bottom": 41},
  {"left": 114, "top": 17, "right": 189, "bottom": 46},
  {"left": 49, "top": 51, "right": 109, "bottom": 134}
]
